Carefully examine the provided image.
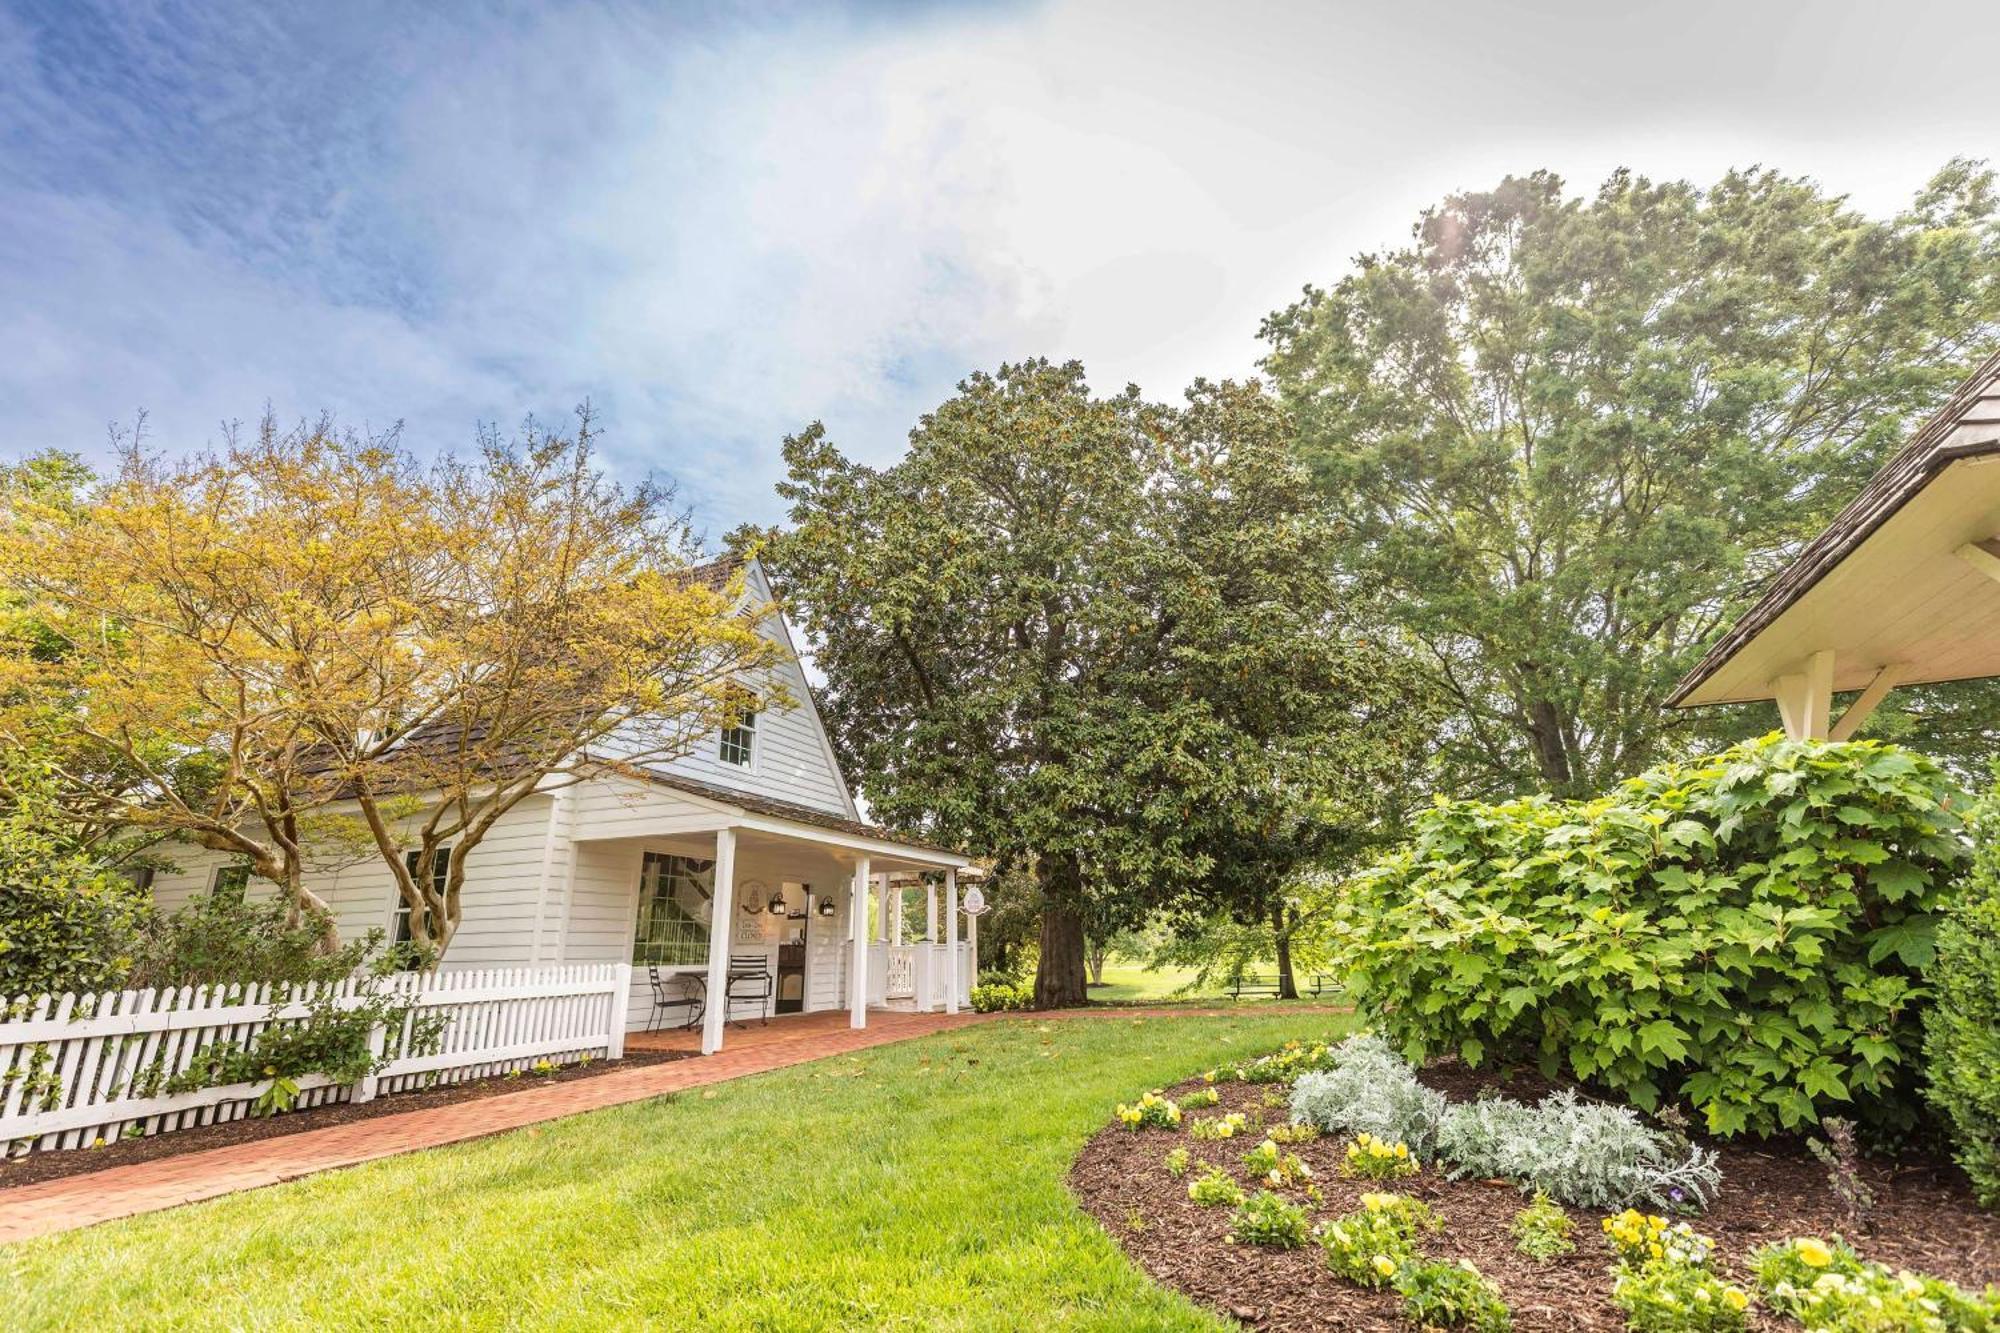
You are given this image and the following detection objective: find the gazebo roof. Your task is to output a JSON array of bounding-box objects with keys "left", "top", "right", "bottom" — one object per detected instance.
[{"left": 1670, "top": 350, "right": 2000, "bottom": 711}]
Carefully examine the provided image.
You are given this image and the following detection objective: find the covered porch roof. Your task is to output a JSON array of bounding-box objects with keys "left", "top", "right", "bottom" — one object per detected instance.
[
  {"left": 1670, "top": 350, "right": 2000, "bottom": 737},
  {"left": 578, "top": 765, "right": 972, "bottom": 875}
]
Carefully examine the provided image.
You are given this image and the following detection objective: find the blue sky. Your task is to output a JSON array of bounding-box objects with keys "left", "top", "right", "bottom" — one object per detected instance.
[{"left": 5, "top": 0, "right": 2000, "bottom": 540}]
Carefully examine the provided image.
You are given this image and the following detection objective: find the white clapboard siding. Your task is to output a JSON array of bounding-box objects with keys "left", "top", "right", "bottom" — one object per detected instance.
[
  {"left": 143, "top": 796, "right": 560, "bottom": 968},
  {"left": 645, "top": 562, "right": 857, "bottom": 818},
  {"left": 0, "top": 963, "right": 629, "bottom": 1156}
]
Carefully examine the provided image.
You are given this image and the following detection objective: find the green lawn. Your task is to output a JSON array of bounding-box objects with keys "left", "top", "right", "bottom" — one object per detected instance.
[
  {"left": 1, "top": 1010, "right": 1354, "bottom": 1331},
  {"left": 1088, "top": 962, "right": 1219, "bottom": 1003}
]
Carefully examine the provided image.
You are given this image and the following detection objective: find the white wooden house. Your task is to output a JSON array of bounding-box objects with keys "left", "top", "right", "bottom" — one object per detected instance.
[{"left": 143, "top": 559, "right": 976, "bottom": 1056}]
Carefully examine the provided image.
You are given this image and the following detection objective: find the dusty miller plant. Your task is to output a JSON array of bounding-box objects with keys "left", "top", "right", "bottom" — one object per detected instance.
[
  {"left": 1288, "top": 1033, "right": 1448, "bottom": 1160},
  {"left": 1436, "top": 1089, "right": 1720, "bottom": 1211}
]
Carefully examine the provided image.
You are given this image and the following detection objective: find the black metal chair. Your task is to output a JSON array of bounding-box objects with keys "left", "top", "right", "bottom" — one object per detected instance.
[
  {"left": 647, "top": 966, "right": 706, "bottom": 1032},
  {"left": 724, "top": 952, "right": 774, "bottom": 1025}
]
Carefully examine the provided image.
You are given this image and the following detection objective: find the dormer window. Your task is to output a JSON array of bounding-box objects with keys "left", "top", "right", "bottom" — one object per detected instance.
[{"left": 719, "top": 699, "right": 758, "bottom": 768}]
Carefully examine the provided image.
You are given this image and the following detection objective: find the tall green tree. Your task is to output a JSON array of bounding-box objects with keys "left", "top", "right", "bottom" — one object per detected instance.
[
  {"left": 1263, "top": 161, "right": 2000, "bottom": 797},
  {"left": 764, "top": 361, "right": 1431, "bottom": 1006}
]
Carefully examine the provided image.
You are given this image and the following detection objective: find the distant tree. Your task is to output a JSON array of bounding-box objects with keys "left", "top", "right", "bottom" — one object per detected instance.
[
  {"left": 764, "top": 361, "right": 1434, "bottom": 1006},
  {"left": 1263, "top": 160, "right": 2000, "bottom": 797},
  {"left": 0, "top": 412, "right": 782, "bottom": 956}
]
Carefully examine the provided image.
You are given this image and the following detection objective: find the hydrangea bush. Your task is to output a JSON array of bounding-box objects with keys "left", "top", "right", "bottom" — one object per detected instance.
[{"left": 1327, "top": 737, "right": 1966, "bottom": 1137}]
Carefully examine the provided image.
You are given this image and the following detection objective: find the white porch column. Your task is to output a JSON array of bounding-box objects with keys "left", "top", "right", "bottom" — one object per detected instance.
[
  {"left": 700, "top": 827, "right": 738, "bottom": 1056},
  {"left": 1773, "top": 649, "right": 1835, "bottom": 740},
  {"left": 849, "top": 856, "right": 871, "bottom": 1029},
  {"left": 944, "top": 867, "right": 960, "bottom": 1015},
  {"left": 926, "top": 880, "right": 938, "bottom": 941},
  {"left": 892, "top": 876, "right": 905, "bottom": 946},
  {"left": 876, "top": 873, "right": 891, "bottom": 942}
]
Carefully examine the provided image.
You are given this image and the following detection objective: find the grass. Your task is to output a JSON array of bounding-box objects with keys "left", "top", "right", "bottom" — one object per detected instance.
[
  {"left": 1087, "top": 962, "right": 1218, "bottom": 1003},
  {"left": 1, "top": 1009, "right": 1355, "bottom": 1331}
]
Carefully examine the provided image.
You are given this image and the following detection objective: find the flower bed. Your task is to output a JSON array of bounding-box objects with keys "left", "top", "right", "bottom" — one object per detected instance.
[{"left": 1070, "top": 1040, "right": 2000, "bottom": 1331}]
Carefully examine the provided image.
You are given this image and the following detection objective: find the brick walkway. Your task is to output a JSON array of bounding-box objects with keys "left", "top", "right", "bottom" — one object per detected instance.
[{"left": 0, "top": 1004, "right": 1337, "bottom": 1244}]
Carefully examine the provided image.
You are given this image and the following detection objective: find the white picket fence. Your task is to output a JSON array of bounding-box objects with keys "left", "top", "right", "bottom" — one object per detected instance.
[{"left": 0, "top": 962, "right": 631, "bottom": 1156}]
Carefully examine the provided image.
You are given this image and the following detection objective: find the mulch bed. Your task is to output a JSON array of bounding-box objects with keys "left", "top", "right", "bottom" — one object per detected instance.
[
  {"left": 0, "top": 1049, "right": 688, "bottom": 1189},
  {"left": 1071, "top": 1061, "right": 2000, "bottom": 1331}
]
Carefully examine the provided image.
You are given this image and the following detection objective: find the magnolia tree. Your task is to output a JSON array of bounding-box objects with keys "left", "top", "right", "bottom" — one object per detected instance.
[
  {"left": 763, "top": 361, "right": 1434, "bottom": 1007},
  {"left": 0, "top": 413, "right": 782, "bottom": 956}
]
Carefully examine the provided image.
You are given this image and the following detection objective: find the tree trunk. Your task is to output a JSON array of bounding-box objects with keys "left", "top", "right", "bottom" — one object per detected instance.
[
  {"left": 1086, "top": 940, "right": 1107, "bottom": 986},
  {"left": 1271, "top": 900, "right": 1298, "bottom": 1000},
  {"left": 1034, "top": 854, "right": 1090, "bottom": 1008},
  {"left": 1525, "top": 696, "right": 1576, "bottom": 793},
  {"left": 1036, "top": 903, "right": 1089, "bottom": 1008}
]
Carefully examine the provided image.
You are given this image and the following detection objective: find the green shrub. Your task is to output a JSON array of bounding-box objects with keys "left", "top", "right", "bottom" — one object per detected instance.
[
  {"left": 1330, "top": 736, "right": 1965, "bottom": 1137},
  {"left": 1508, "top": 1192, "right": 1573, "bottom": 1262},
  {"left": 969, "top": 980, "right": 1033, "bottom": 1012},
  {"left": 0, "top": 763, "right": 149, "bottom": 997},
  {"left": 1393, "top": 1259, "right": 1511, "bottom": 1331},
  {"left": 1321, "top": 1192, "right": 1439, "bottom": 1286},
  {"left": 1187, "top": 1167, "right": 1245, "bottom": 1207},
  {"left": 1181, "top": 1086, "right": 1220, "bottom": 1108},
  {"left": 1924, "top": 775, "right": 2000, "bottom": 1206},
  {"left": 1227, "top": 1190, "right": 1310, "bottom": 1248},
  {"left": 132, "top": 890, "right": 378, "bottom": 989}
]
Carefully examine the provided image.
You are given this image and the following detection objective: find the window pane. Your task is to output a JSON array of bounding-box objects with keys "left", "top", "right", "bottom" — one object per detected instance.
[
  {"left": 633, "top": 852, "right": 714, "bottom": 966},
  {"left": 719, "top": 704, "right": 756, "bottom": 767},
  {"left": 211, "top": 864, "right": 249, "bottom": 900}
]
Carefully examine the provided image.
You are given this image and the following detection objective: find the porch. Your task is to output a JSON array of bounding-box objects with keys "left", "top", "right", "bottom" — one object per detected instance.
[{"left": 565, "top": 771, "right": 978, "bottom": 1055}]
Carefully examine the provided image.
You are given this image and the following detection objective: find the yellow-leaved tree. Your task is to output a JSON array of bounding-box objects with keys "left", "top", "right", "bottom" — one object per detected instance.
[{"left": 0, "top": 411, "right": 784, "bottom": 957}]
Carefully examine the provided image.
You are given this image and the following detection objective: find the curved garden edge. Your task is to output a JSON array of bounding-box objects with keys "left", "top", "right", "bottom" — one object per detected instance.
[{"left": 1068, "top": 1058, "right": 2000, "bottom": 1332}]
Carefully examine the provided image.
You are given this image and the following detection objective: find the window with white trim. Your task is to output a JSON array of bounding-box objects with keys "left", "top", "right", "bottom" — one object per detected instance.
[
  {"left": 395, "top": 845, "right": 451, "bottom": 946},
  {"left": 718, "top": 701, "right": 758, "bottom": 768},
  {"left": 632, "top": 852, "right": 714, "bottom": 966},
  {"left": 210, "top": 863, "right": 250, "bottom": 900}
]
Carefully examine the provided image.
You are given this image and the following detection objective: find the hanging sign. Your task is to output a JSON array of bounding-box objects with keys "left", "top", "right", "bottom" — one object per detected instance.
[{"left": 961, "top": 884, "right": 987, "bottom": 917}]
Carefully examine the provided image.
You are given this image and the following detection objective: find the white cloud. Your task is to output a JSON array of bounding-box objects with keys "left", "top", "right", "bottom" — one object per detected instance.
[{"left": 3, "top": 0, "right": 1999, "bottom": 533}]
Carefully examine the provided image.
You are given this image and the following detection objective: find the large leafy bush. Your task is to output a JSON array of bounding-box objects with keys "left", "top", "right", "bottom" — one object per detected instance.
[
  {"left": 1924, "top": 773, "right": 2000, "bottom": 1206},
  {"left": 0, "top": 760, "right": 148, "bottom": 997},
  {"left": 1329, "top": 736, "right": 1965, "bottom": 1137}
]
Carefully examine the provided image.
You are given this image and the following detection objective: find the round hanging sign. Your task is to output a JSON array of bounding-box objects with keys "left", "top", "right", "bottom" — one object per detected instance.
[{"left": 961, "top": 885, "right": 987, "bottom": 916}]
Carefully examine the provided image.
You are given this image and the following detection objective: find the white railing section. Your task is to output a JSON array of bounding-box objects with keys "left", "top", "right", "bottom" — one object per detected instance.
[
  {"left": 0, "top": 962, "right": 630, "bottom": 1156},
  {"left": 884, "top": 946, "right": 917, "bottom": 999}
]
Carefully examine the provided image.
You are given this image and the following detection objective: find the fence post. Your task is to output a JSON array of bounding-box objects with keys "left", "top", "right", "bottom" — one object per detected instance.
[
  {"left": 606, "top": 963, "right": 630, "bottom": 1061},
  {"left": 353, "top": 989, "right": 387, "bottom": 1105}
]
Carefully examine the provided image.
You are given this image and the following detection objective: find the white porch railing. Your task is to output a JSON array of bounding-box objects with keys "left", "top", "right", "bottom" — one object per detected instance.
[
  {"left": 0, "top": 962, "right": 629, "bottom": 1156},
  {"left": 885, "top": 946, "right": 917, "bottom": 999},
  {"left": 866, "top": 942, "right": 974, "bottom": 1010}
]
